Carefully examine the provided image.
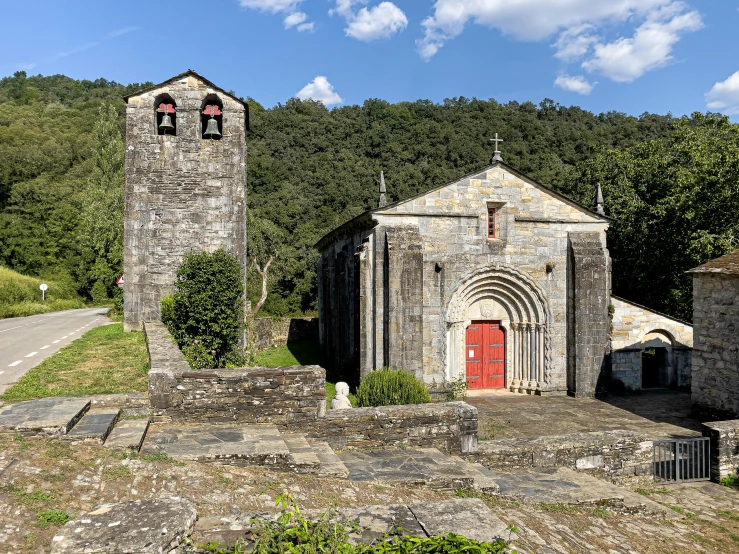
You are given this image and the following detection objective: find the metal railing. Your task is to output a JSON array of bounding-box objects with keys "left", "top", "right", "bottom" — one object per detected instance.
[{"left": 653, "top": 438, "right": 710, "bottom": 483}]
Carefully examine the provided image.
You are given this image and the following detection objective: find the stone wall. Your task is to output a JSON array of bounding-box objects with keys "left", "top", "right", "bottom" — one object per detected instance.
[
  {"left": 471, "top": 430, "right": 653, "bottom": 478},
  {"left": 692, "top": 274, "right": 739, "bottom": 419},
  {"left": 300, "top": 401, "right": 479, "bottom": 454},
  {"left": 124, "top": 72, "right": 247, "bottom": 331},
  {"left": 702, "top": 420, "right": 739, "bottom": 480},
  {"left": 567, "top": 233, "right": 611, "bottom": 396},
  {"left": 318, "top": 164, "right": 610, "bottom": 393},
  {"left": 154, "top": 366, "right": 326, "bottom": 425},
  {"left": 252, "top": 318, "right": 319, "bottom": 352},
  {"left": 610, "top": 297, "right": 693, "bottom": 391}
]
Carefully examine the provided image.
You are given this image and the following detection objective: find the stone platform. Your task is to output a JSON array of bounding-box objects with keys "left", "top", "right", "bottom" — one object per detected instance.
[{"left": 0, "top": 397, "right": 90, "bottom": 435}]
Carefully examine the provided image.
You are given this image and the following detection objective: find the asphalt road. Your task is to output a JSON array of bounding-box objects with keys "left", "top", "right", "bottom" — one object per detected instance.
[{"left": 0, "top": 308, "right": 110, "bottom": 394}]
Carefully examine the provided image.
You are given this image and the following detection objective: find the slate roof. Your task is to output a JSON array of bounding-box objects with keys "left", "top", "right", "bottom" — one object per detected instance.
[
  {"left": 316, "top": 160, "right": 610, "bottom": 250},
  {"left": 688, "top": 249, "right": 739, "bottom": 276}
]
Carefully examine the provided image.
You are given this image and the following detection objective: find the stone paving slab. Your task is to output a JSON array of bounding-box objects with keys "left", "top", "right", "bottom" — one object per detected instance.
[
  {"left": 0, "top": 397, "right": 90, "bottom": 435},
  {"left": 339, "top": 448, "right": 496, "bottom": 491},
  {"left": 410, "top": 498, "right": 511, "bottom": 543},
  {"left": 49, "top": 498, "right": 196, "bottom": 554},
  {"left": 140, "top": 424, "right": 290, "bottom": 467},
  {"left": 104, "top": 419, "right": 150, "bottom": 451},
  {"left": 489, "top": 467, "right": 677, "bottom": 517},
  {"left": 282, "top": 434, "right": 321, "bottom": 472},
  {"left": 308, "top": 439, "right": 350, "bottom": 477},
  {"left": 64, "top": 409, "right": 120, "bottom": 443}
]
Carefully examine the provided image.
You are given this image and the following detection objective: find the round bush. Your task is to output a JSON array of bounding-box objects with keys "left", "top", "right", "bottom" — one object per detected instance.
[{"left": 355, "top": 368, "right": 432, "bottom": 407}]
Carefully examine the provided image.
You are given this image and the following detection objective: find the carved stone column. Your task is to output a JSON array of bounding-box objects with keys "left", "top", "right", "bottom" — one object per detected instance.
[{"left": 528, "top": 323, "right": 536, "bottom": 392}]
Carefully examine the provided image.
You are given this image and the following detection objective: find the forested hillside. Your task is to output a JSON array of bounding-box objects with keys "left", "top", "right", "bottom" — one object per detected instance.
[{"left": 1, "top": 71, "right": 737, "bottom": 321}]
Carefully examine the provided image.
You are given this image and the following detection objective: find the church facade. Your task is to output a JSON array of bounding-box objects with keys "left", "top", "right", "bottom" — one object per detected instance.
[{"left": 317, "top": 159, "right": 692, "bottom": 397}]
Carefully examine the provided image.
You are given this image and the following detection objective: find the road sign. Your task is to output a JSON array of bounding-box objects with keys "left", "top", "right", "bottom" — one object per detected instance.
[
  {"left": 40, "top": 283, "right": 48, "bottom": 301},
  {"left": 116, "top": 274, "right": 124, "bottom": 287}
]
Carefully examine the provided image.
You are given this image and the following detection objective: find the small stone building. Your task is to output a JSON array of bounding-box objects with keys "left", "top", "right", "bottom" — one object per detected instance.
[
  {"left": 122, "top": 71, "right": 248, "bottom": 331},
  {"left": 317, "top": 157, "right": 693, "bottom": 396},
  {"left": 690, "top": 250, "right": 739, "bottom": 419}
]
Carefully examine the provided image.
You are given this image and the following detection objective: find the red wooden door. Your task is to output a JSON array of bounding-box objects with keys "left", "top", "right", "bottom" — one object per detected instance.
[{"left": 465, "top": 321, "right": 505, "bottom": 389}]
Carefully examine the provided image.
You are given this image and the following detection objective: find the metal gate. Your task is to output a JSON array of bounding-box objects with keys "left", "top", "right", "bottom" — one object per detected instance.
[{"left": 653, "top": 438, "right": 710, "bottom": 483}]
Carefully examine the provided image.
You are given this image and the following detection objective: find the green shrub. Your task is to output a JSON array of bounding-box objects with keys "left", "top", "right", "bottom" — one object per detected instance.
[
  {"left": 203, "top": 494, "right": 510, "bottom": 553},
  {"left": 161, "top": 250, "right": 245, "bottom": 369},
  {"left": 35, "top": 509, "right": 72, "bottom": 529},
  {"left": 355, "top": 368, "right": 432, "bottom": 407},
  {"left": 0, "top": 266, "right": 85, "bottom": 317},
  {"left": 90, "top": 280, "right": 109, "bottom": 304}
]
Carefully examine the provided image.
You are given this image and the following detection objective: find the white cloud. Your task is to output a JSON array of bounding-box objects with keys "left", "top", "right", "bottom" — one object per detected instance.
[
  {"left": 705, "top": 71, "right": 739, "bottom": 115},
  {"left": 332, "top": 1, "right": 408, "bottom": 41},
  {"left": 284, "top": 11, "right": 307, "bottom": 28},
  {"left": 554, "top": 74, "right": 595, "bottom": 95},
  {"left": 296, "top": 76, "right": 344, "bottom": 105},
  {"left": 106, "top": 26, "right": 141, "bottom": 39},
  {"left": 582, "top": 6, "right": 703, "bottom": 82},
  {"left": 238, "top": 0, "right": 314, "bottom": 32},
  {"left": 345, "top": 2, "right": 408, "bottom": 41},
  {"left": 416, "top": 0, "right": 702, "bottom": 81}
]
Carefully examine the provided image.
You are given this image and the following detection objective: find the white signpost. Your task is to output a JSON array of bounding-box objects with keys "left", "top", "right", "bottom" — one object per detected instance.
[{"left": 39, "top": 283, "right": 48, "bottom": 301}]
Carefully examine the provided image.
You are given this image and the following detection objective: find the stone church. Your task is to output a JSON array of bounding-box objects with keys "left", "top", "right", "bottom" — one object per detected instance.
[{"left": 317, "top": 149, "right": 693, "bottom": 397}]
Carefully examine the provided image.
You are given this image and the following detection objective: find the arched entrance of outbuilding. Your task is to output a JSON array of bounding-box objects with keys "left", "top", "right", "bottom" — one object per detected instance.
[{"left": 445, "top": 264, "right": 553, "bottom": 393}]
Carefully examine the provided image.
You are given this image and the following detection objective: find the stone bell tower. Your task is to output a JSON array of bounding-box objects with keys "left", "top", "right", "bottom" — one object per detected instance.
[{"left": 122, "top": 70, "right": 248, "bottom": 331}]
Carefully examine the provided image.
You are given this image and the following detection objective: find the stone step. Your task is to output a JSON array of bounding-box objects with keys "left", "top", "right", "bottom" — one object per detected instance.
[
  {"left": 282, "top": 434, "right": 321, "bottom": 473},
  {"left": 339, "top": 448, "right": 490, "bottom": 491},
  {"left": 0, "top": 397, "right": 90, "bottom": 435},
  {"left": 64, "top": 409, "right": 120, "bottom": 443},
  {"left": 140, "top": 424, "right": 291, "bottom": 467},
  {"left": 307, "top": 439, "right": 350, "bottom": 478},
  {"left": 104, "top": 419, "right": 150, "bottom": 451}
]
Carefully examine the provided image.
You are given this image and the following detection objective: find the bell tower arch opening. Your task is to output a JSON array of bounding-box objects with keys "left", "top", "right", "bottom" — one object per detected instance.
[
  {"left": 446, "top": 264, "right": 552, "bottom": 393},
  {"left": 154, "top": 94, "right": 177, "bottom": 136},
  {"left": 201, "top": 94, "right": 223, "bottom": 140}
]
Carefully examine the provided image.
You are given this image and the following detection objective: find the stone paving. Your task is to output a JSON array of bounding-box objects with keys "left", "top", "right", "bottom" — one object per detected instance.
[
  {"left": 469, "top": 390, "right": 702, "bottom": 440},
  {"left": 0, "top": 397, "right": 90, "bottom": 435}
]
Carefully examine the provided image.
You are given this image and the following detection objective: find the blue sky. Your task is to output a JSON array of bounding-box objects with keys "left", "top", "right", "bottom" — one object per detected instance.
[{"left": 2, "top": 0, "right": 738, "bottom": 118}]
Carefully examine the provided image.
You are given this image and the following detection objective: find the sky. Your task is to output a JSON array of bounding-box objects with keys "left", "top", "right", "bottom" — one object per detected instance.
[{"left": 1, "top": 0, "right": 738, "bottom": 119}]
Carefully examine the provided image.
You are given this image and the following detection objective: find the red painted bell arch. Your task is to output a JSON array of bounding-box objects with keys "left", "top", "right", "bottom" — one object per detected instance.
[{"left": 465, "top": 321, "right": 506, "bottom": 389}]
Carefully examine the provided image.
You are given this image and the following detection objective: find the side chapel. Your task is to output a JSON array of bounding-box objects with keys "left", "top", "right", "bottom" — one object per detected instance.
[{"left": 317, "top": 144, "right": 693, "bottom": 397}]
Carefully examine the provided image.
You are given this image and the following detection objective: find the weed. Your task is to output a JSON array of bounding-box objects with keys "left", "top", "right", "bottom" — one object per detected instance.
[
  {"left": 102, "top": 466, "right": 132, "bottom": 480},
  {"left": 719, "top": 474, "right": 738, "bottom": 489},
  {"left": 260, "top": 480, "right": 281, "bottom": 494},
  {"left": 538, "top": 503, "right": 578, "bottom": 514},
  {"left": 588, "top": 507, "right": 611, "bottom": 518},
  {"left": 14, "top": 432, "right": 31, "bottom": 451},
  {"left": 35, "top": 509, "right": 72, "bottom": 529},
  {"left": 717, "top": 510, "right": 739, "bottom": 521},
  {"left": 635, "top": 487, "right": 670, "bottom": 496},
  {"left": 44, "top": 442, "right": 73, "bottom": 459}
]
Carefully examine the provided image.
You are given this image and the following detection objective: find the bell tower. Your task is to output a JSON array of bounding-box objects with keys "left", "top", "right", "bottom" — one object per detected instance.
[{"left": 122, "top": 70, "right": 248, "bottom": 331}]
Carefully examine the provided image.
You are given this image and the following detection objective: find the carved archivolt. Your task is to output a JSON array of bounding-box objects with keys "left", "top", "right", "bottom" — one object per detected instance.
[{"left": 446, "top": 263, "right": 553, "bottom": 386}]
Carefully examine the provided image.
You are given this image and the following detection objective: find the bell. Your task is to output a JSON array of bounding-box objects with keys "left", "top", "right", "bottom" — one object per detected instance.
[
  {"left": 204, "top": 116, "right": 221, "bottom": 139},
  {"left": 159, "top": 114, "right": 174, "bottom": 134}
]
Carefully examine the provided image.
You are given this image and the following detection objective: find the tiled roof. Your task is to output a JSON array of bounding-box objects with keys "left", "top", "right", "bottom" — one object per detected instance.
[{"left": 689, "top": 249, "right": 739, "bottom": 275}]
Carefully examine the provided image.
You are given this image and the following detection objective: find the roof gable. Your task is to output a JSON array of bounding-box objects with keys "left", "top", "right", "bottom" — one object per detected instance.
[
  {"left": 689, "top": 249, "right": 739, "bottom": 275},
  {"left": 124, "top": 70, "right": 248, "bottom": 109}
]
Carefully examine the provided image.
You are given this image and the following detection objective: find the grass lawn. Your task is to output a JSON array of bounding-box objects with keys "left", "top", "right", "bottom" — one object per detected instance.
[
  {"left": 1, "top": 323, "right": 149, "bottom": 402},
  {"left": 254, "top": 341, "right": 356, "bottom": 408}
]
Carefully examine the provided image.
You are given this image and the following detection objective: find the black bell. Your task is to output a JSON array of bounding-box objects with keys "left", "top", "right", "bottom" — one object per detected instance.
[
  {"left": 159, "top": 114, "right": 174, "bottom": 134},
  {"left": 204, "top": 116, "right": 221, "bottom": 139}
]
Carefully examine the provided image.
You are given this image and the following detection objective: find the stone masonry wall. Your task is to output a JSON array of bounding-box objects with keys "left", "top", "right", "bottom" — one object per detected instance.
[
  {"left": 471, "top": 430, "right": 654, "bottom": 478},
  {"left": 610, "top": 297, "right": 693, "bottom": 391},
  {"left": 155, "top": 366, "right": 326, "bottom": 425},
  {"left": 252, "top": 318, "right": 319, "bottom": 352},
  {"left": 124, "top": 74, "right": 247, "bottom": 331},
  {"left": 692, "top": 274, "right": 739, "bottom": 419},
  {"left": 299, "top": 401, "right": 479, "bottom": 454},
  {"left": 702, "top": 420, "right": 739, "bottom": 480},
  {"left": 568, "top": 233, "right": 610, "bottom": 396}
]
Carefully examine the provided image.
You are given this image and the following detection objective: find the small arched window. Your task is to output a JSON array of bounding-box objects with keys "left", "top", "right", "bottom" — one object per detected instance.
[
  {"left": 201, "top": 94, "right": 223, "bottom": 140},
  {"left": 154, "top": 94, "right": 177, "bottom": 136}
]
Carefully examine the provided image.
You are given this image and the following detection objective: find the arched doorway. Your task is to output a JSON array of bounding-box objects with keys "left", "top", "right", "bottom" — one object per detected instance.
[
  {"left": 446, "top": 264, "right": 552, "bottom": 393},
  {"left": 640, "top": 330, "right": 675, "bottom": 388}
]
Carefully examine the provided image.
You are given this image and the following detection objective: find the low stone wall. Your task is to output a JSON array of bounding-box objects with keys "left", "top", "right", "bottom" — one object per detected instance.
[
  {"left": 702, "top": 420, "right": 739, "bottom": 480},
  {"left": 300, "top": 402, "right": 479, "bottom": 454},
  {"left": 470, "top": 430, "right": 653, "bottom": 478},
  {"left": 145, "top": 321, "right": 191, "bottom": 410},
  {"left": 253, "top": 317, "right": 318, "bottom": 352},
  {"left": 155, "top": 366, "right": 326, "bottom": 425}
]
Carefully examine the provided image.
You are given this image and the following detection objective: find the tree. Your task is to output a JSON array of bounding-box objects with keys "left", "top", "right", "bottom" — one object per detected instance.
[
  {"left": 247, "top": 211, "right": 287, "bottom": 315},
  {"left": 78, "top": 104, "right": 124, "bottom": 299}
]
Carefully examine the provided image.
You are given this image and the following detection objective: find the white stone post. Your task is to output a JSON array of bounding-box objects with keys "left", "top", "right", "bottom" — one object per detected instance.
[
  {"left": 528, "top": 323, "right": 536, "bottom": 391},
  {"left": 511, "top": 323, "right": 520, "bottom": 392}
]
